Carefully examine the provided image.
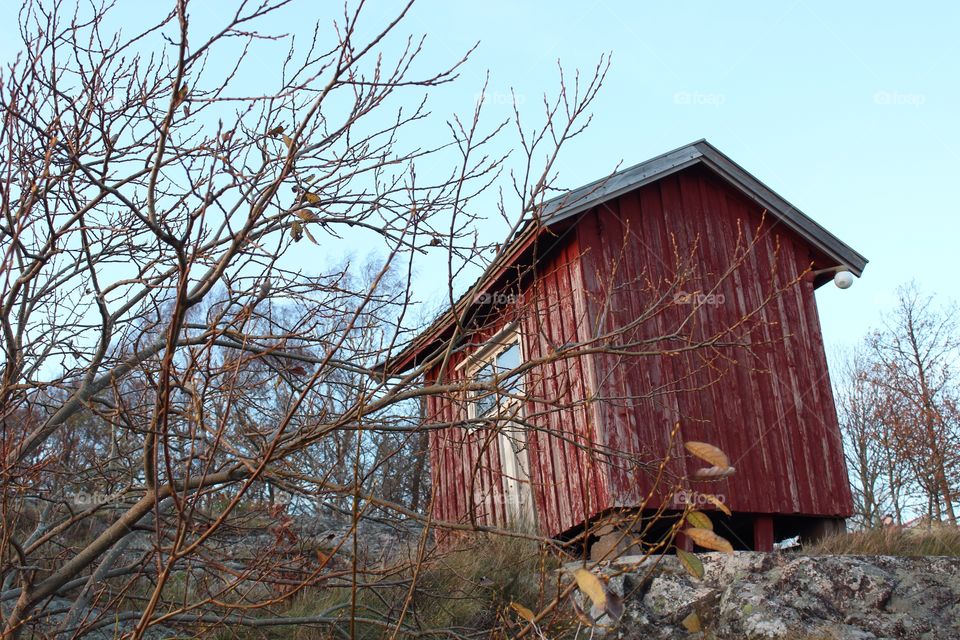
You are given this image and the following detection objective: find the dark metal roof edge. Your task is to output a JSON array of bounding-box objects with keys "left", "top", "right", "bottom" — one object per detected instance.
[
  {"left": 692, "top": 140, "right": 868, "bottom": 275},
  {"left": 540, "top": 141, "right": 707, "bottom": 224}
]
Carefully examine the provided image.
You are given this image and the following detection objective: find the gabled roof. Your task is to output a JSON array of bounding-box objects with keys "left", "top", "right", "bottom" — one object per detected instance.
[
  {"left": 384, "top": 139, "right": 868, "bottom": 373},
  {"left": 540, "top": 139, "right": 866, "bottom": 274}
]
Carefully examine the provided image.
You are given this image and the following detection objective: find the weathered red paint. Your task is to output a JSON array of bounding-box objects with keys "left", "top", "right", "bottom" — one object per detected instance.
[
  {"left": 422, "top": 162, "right": 854, "bottom": 546},
  {"left": 754, "top": 516, "right": 775, "bottom": 552}
]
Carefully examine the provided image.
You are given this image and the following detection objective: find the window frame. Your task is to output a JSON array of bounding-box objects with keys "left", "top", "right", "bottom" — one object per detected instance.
[
  {"left": 459, "top": 323, "right": 536, "bottom": 526},
  {"left": 460, "top": 323, "right": 525, "bottom": 426}
]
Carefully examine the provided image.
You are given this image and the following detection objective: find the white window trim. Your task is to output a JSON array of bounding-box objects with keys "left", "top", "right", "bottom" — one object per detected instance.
[{"left": 461, "top": 323, "right": 525, "bottom": 425}]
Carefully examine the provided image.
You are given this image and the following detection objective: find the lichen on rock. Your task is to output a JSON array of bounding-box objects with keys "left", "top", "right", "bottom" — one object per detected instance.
[{"left": 572, "top": 552, "right": 960, "bottom": 639}]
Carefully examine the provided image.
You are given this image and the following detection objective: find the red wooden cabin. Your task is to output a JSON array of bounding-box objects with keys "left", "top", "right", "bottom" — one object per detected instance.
[{"left": 387, "top": 140, "right": 867, "bottom": 552}]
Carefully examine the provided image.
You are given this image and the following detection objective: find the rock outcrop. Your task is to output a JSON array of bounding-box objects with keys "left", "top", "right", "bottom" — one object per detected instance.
[{"left": 582, "top": 552, "right": 960, "bottom": 639}]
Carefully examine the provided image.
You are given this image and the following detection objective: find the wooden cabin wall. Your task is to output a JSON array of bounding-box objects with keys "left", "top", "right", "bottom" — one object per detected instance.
[
  {"left": 575, "top": 164, "right": 854, "bottom": 519},
  {"left": 425, "top": 238, "right": 613, "bottom": 537},
  {"left": 519, "top": 238, "right": 611, "bottom": 537},
  {"left": 425, "top": 324, "right": 510, "bottom": 531}
]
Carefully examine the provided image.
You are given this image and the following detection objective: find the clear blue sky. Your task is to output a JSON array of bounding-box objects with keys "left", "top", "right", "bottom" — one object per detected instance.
[{"left": 3, "top": 1, "right": 957, "bottom": 359}]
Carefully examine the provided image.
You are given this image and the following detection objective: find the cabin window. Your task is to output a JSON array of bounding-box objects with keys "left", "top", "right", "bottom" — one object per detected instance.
[
  {"left": 467, "top": 328, "right": 524, "bottom": 421},
  {"left": 462, "top": 326, "right": 535, "bottom": 525}
]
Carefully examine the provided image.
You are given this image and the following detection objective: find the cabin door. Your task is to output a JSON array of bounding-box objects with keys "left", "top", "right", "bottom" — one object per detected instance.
[{"left": 499, "top": 423, "right": 536, "bottom": 528}]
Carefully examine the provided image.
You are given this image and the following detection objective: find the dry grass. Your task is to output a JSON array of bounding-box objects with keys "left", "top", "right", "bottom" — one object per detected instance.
[
  {"left": 211, "top": 533, "right": 568, "bottom": 639},
  {"left": 802, "top": 524, "right": 960, "bottom": 557}
]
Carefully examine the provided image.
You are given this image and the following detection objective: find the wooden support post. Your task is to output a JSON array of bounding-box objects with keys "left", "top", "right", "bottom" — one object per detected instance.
[{"left": 753, "top": 515, "right": 774, "bottom": 552}]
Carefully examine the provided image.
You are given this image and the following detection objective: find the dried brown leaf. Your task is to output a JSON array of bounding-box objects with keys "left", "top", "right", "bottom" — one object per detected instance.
[
  {"left": 294, "top": 210, "right": 318, "bottom": 222},
  {"left": 701, "top": 493, "right": 732, "bottom": 516},
  {"left": 682, "top": 611, "right": 702, "bottom": 632},
  {"left": 573, "top": 568, "right": 607, "bottom": 610},
  {"left": 685, "top": 527, "right": 734, "bottom": 554},
  {"left": 510, "top": 602, "right": 536, "bottom": 623},
  {"left": 684, "top": 441, "right": 730, "bottom": 469}
]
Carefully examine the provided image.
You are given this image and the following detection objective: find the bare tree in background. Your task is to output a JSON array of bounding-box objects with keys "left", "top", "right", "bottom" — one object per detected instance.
[
  {"left": 868, "top": 284, "right": 959, "bottom": 525},
  {"left": 835, "top": 348, "right": 910, "bottom": 527},
  {"left": 836, "top": 284, "right": 960, "bottom": 528}
]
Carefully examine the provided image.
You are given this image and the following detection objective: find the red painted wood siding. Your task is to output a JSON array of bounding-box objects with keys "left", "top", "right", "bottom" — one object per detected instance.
[
  {"left": 426, "top": 239, "right": 609, "bottom": 536},
  {"left": 519, "top": 239, "right": 610, "bottom": 536},
  {"left": 426, "top": 323, "right": 511, "bottom": 530},
  {"left": 576, "top": 165, "right": 853, "bottom": 520}
]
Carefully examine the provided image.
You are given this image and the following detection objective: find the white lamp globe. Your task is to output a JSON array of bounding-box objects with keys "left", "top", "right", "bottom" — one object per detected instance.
[{"left": 834, "top": 270, "right": 854, "bottom": 289}]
